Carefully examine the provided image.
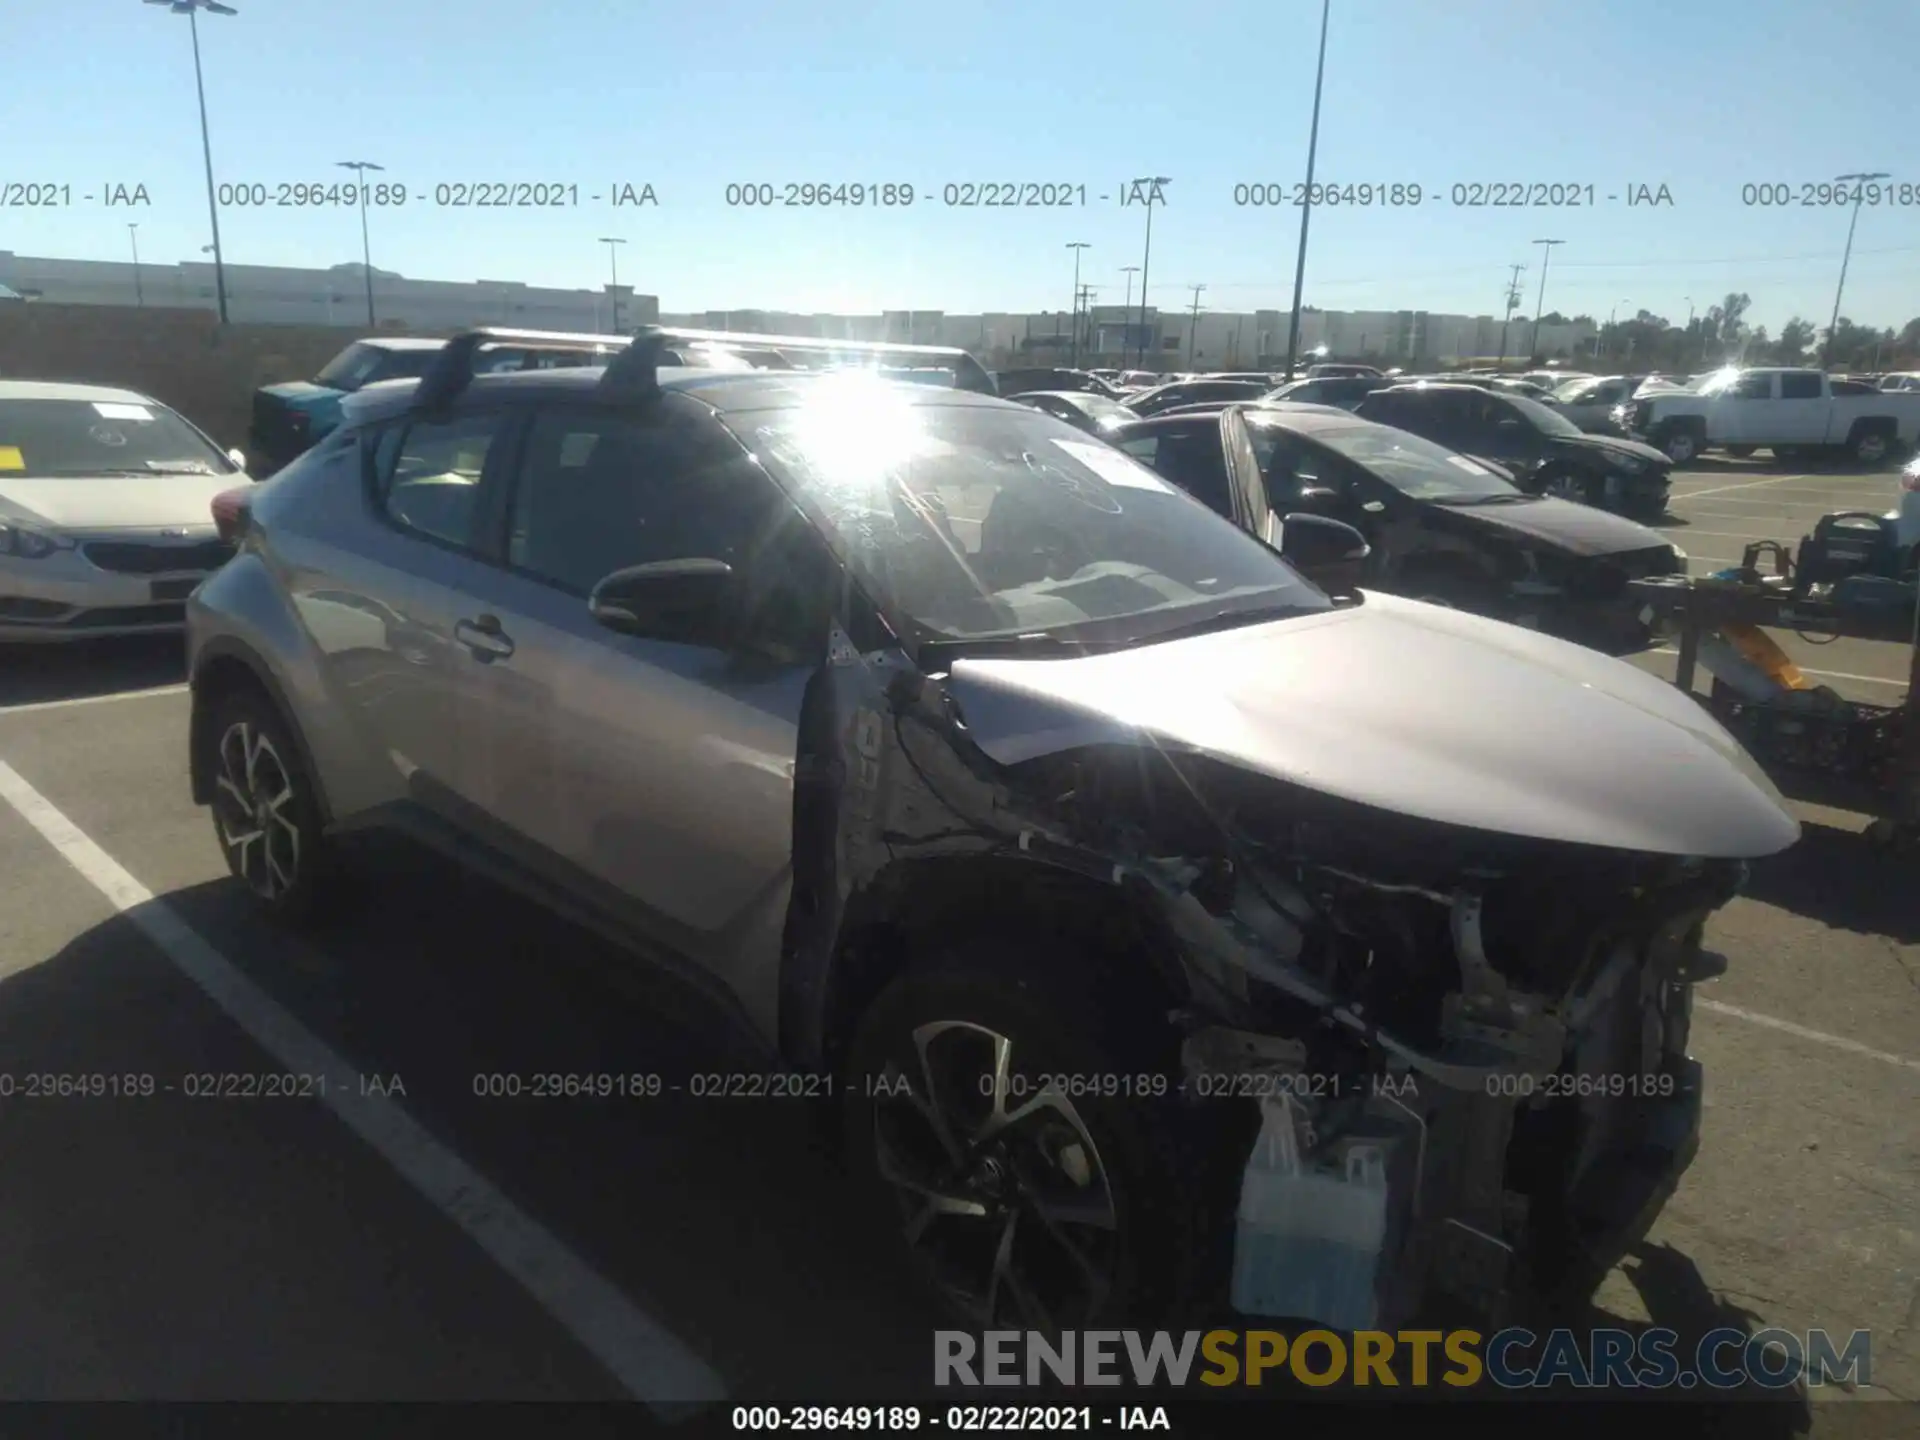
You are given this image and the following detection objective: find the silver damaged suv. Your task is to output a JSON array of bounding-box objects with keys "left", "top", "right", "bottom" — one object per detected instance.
[{"left": 187, "top": 326, "right": 1798, "bottom": 1333}]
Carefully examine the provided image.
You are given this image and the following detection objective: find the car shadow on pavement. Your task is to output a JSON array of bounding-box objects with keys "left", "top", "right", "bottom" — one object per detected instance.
[
  {"left": 0, "top": 635, "right": 186, "bottom": 709},
  {"left": 1738, "top": 821, "right": 1920, "bottom": 945},
  {"left": 0, "top": 839, "right": 949, "bottom": 1400}
]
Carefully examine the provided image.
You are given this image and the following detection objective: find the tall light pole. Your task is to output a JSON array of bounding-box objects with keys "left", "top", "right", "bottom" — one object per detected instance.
[
  {"left": 1599, "top": 298, "right": 1630, "bottom": 361},
  {"left": 127, "top": 224, "right": 144, "bottom": 307},
  {"left": 336, "top": 160, "right": 384, "bottom": 326},
  {"left": 1529, "top": 238, "right": 1563, "bottom": 359},
  {"left": 599, "top": 237, "right": 628, "bottom": 333},
  {"left": 1119, "top": 265, "right": 1140, "bottom": 354},
  {"left": 1131, "top": 177, "right": 1171, "bottom": 368},
  {"left": 1283, "top": 0, "right": 1332, "bottom": 382},
  {"left": 1823, "top": 171, "right": 1891, "bottom": 369},
  {"left": 149, "top": 0, "right": 235, "bottom": 324},
  {"left": 1065, "top": 242, "right": 1090, "bottom": 366}
]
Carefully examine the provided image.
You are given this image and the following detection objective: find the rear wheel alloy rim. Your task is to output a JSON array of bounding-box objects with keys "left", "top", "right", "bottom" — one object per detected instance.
[
  {"left": 1666, "top": 435, "right": 1695, "bottom": 463},
  {"left": 212, "top": 721, "right": 301, "bottom": 900},
  {"left": 1856, "top": 434, "right": 1888, "bottom": 464},
  {"left": 870, "top": 1020, "right": 1121, "bottom": 1333}
]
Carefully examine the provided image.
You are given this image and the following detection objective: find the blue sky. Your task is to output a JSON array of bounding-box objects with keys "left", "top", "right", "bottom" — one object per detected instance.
[{"left": 8, "top": 0, "right": 1918, "bottom": 330}]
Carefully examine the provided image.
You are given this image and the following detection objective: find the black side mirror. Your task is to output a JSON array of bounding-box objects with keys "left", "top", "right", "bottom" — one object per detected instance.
[
  {"left": 588, "top": 558, "right": 735, "bottom": 645},
  {"left": 1280, "top": 513, "right": 1370, "bottom": 594}
]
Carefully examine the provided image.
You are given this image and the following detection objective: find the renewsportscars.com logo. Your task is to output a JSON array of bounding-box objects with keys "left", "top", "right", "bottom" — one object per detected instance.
[{"left": 935, "top": 1328, "right": 1872, "bottom": 1391}]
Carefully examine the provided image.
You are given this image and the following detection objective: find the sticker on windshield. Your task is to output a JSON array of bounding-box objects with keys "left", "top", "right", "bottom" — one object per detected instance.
[
  {"left": 1049, "top": 438, "right": 1174, "bottom": 493},
  {"left": 1446, "top": 455, "right": 1490, "bottom": 474},
  {"left": 0, "top": 446, "right": 22, "bottom": 471},
  {"left": 91, "top": 402, "right": 154, "bottom": 421}
]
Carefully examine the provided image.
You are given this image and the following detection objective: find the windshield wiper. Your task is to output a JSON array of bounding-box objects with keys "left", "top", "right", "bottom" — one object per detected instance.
[
  {"left": 1436, "top": 492, "right": 1534, "bottom": 506},
  {"left": 918, "top": 631, "right": 1093, "bottom": 664},
  {"left": 1125, "top": 598, "right": 1316, "bottom": 647}
]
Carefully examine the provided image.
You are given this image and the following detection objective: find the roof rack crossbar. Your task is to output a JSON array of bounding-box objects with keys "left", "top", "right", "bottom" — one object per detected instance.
[
  {"left": 411, "top": 327, "right": 627, "bottom": 410},
  {"left": 413, "top": 322, "right": 999, "bottom": 412}
]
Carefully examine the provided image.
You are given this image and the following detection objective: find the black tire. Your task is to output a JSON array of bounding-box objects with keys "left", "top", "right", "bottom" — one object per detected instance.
[
  {"left": 1653, "top": 423, "right": 1701, "bottom": 467},
  {"left": 840, "top": 941, "right": 1225, "bottom": 1330},
  {"left": 1724, "top": 445, "right": 1757, "bottom": 459},
  {"left": 204, "top": 685, "right": 334, "bottom": 924},
  {"left": 1536, "top": 466, "right": 1592, "bottom": 505},
  {"left": 1848, "top": 426, "right": 1893, "bottom": 469}
]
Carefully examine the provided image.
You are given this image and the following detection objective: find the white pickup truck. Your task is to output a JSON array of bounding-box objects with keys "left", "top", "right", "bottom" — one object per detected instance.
[{"left": 1626, "top": 367, "right": 1920, "bottom": 467}]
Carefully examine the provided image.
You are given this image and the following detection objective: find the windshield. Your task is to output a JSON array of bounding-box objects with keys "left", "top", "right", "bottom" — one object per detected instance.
[
  {"left": 0, "top": 397, "right": 236, "bottom": 478},
  {"left": 315, "top": 343, "right": 438, "bottom": 391},
  {"left": 1303, "top": 421, "right": 1521, "bottom": 500},
  {"left": 743, "top": 382, "right": 1328, "bottom": 650},
  {"left": 1504, "top": 392, "right": 1584, "bottom": 437}
]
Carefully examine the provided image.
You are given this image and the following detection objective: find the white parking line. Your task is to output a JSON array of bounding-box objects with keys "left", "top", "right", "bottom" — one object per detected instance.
[
  {"left": 1648, "top": 648, "right": 1907, "bottom": 688},
  {"left": 1697, "top": 998, "right": 1920, "bottom": 1075},
  {"left": 1670, "top": 474, "right": 1863, "bottom": 501},
  {"left": 0, "top": 685, "right": 189, "bottom": 716},
  {"left": 0, "top": 758, "right": 726, "bottom": 1410}
]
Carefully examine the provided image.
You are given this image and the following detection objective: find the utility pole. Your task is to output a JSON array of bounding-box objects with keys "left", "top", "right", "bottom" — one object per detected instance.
[
  {"left": 1186, "top": 285, "right": 1206, "bottom": 367},
  {"left": 1283, "top": 0, "right": 1332, "bottom": 382},
  {"left": 1823, "top": 171, "right": 1890, "bottom": 369},
  {"left": 1076, "top": 284, "right": 1098, "bottom": 360},
  {"left": 1529, "top": 238, "right": 1563, "bottom": 359},
  {"left": 1120, "top": 266, "right": 1140, "bottom": 362},
  {"left": 127, "top": 224, "right": 144, "bottom": 307},
  {"left": 1065, "top": 241, "right": 1090, "bottom": 366},
  {"left": 599, "top": 236, "right": 627, "bottom": 333},
  {"left": 1497, "top": 262, "right": 1524, "bottom": 366}
]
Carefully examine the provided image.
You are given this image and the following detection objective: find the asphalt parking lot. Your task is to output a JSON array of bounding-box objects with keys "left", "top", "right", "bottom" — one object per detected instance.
[{"left": 0, "top": 460, "right": 1915, "bottom": 1429}]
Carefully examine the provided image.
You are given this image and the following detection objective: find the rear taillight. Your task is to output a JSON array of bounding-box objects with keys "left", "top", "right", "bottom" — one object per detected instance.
[{"left": 211, "top": 486, "right": 252, "bottom": 542}]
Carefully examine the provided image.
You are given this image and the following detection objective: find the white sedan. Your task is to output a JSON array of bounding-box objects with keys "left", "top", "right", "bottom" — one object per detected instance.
[{"left": 0, "top": 380, "right": 251, "bottom": 641}]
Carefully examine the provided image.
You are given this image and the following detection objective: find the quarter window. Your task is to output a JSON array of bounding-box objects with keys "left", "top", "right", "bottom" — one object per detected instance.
[{"left": 370, "top": 411, "right": 501, "bottom": 550}]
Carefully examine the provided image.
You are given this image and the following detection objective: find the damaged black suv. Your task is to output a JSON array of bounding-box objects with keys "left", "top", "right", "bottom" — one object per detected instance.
[{"left": 186, "top": 327, "right": 1800, "bottom": 1335}]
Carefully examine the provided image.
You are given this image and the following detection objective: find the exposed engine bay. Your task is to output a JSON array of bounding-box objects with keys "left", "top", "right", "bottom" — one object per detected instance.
[{"left": 786, "top": 614, "right": 1765, "bottom": 1328}]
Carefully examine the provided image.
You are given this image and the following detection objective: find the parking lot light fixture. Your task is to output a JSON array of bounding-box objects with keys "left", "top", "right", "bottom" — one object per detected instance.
[
  {"left": 337, "top": 161, "right": 384, "bottom": 326},
  {"left": 1824, "top": 172, "right": 1891, "bottom": 369},
  {"left": 1131, "top": 178, "right": 1171, "bottom": 368},
  {"left": 147, "top": 0, "right": 237, "bottom": 325}
]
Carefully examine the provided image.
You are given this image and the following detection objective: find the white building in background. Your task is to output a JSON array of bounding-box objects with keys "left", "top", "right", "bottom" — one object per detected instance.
[
  {"left": 0, "top": 250, "right": 1593, "bottom": 361},
  {"left": 0, "top": 252, "right": 657, "bottom": 333}
]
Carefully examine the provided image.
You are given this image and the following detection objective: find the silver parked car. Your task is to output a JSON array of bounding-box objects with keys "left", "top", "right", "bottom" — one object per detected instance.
[
  {"left": 0, "top": 380, "right": 249, "bottom": 642},
  {"left": 187, "top": 325, "right": 1797, "bottom": 1332}
]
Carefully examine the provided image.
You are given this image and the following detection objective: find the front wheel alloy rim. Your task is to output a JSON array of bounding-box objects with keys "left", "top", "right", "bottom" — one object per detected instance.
[
  {"left": 869, "top": 1020, "right": 1121, "bottom": 1333},
  {"left": 1665, "top": 435, "right": 1696, "bottom": 463},
  {"left": 1856, "top": 435, "right": 1888, "bottom": 464},
  {"left": 212, "top": 721, "right": 301, "bottom": 899}
]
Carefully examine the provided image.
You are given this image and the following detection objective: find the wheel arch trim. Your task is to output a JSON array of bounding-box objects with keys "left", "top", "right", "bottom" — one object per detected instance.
[{"left": 189, "top": 636, "right": 335, "bottom": 826}]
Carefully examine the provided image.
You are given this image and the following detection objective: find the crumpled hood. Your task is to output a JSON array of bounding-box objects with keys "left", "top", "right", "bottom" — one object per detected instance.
[
  {"left": 947, "top": 590, "right": 1799, "bottom": 859},
  {"left": 256, "top": 381, "right": 342, "bottom": 407},
  {"left": 1549, "top": 432, "right": 1672, "bottom": 468},
  {"left": 1429, "top": 494, "right": 1672, "bottom": 557},
  {"left": 0, "top": 474, "right": 241, "bottom": 531}
]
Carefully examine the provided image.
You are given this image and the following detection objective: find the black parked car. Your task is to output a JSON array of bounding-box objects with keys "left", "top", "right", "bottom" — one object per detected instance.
[
  {"left": 1109, "top": 406, "right": 1685, "bottom": 653},
  {"left": 1264, "top": 375, "right": 1393, "bottom": 410},
  {"left": 1355, "top": 382, "right": 1673, "bottom": 519},
  {"left": 1125, "top": 377, "right": 1273, "bottom": 417},
  {"left": 1005, "top": 389, "right": 1139, "bottom": 436}
]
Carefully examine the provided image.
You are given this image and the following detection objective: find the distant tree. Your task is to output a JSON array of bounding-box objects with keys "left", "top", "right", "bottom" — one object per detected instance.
[{"left": 1773, "top": 317, "right": 1815, "bottom": 364}]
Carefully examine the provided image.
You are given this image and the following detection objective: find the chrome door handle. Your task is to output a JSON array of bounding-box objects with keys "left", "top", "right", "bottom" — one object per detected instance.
[{"left": 454, "top": 615, "right": 515, "bottom": 660}]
